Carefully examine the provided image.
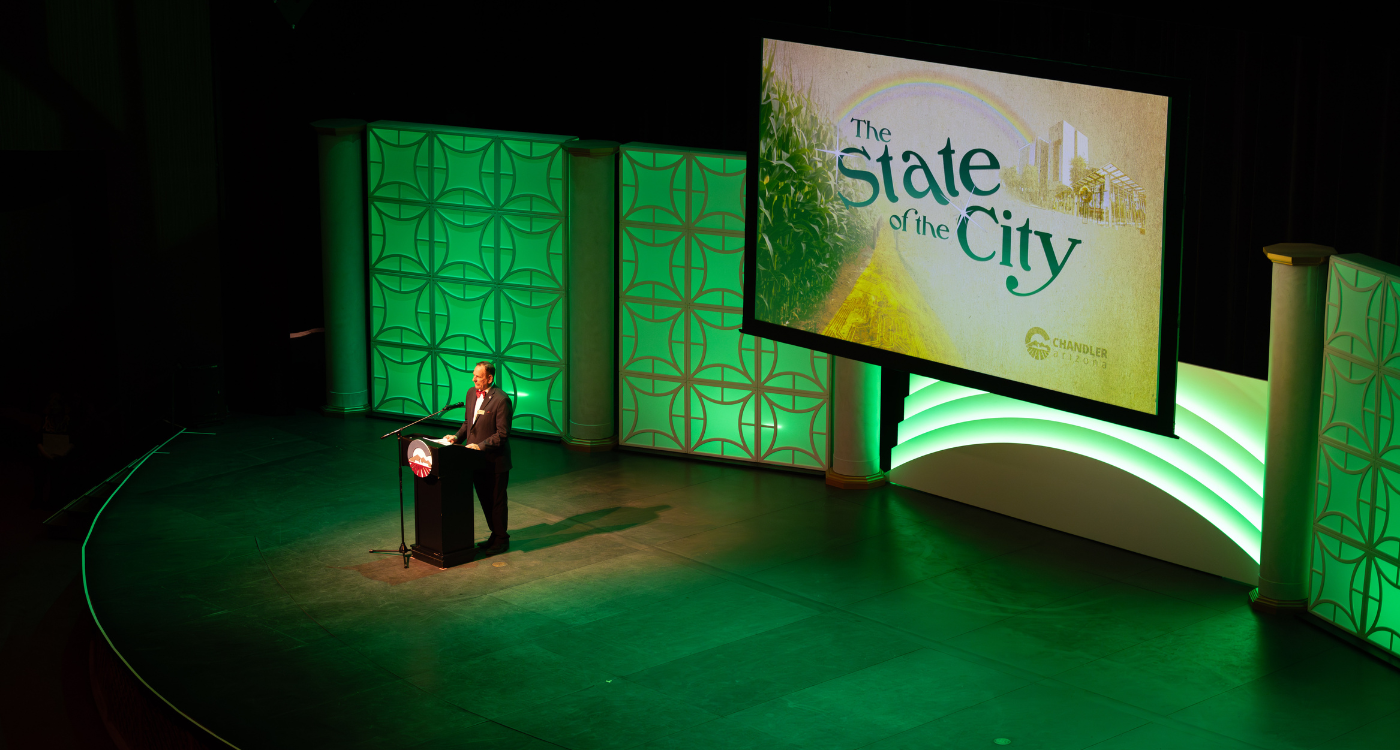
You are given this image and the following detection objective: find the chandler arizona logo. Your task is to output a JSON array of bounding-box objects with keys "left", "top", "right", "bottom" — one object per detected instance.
[
  {"left": 1025, "top": 328, "right": 1051, "bottom": 360},
  {"left": 1026, "top": 327, "right": 1109, "bottom": 366}
]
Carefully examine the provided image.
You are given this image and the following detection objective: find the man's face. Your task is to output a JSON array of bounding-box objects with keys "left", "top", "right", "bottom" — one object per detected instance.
[{"left": 472, "top": 365, "right": 493, "bottom": 391}]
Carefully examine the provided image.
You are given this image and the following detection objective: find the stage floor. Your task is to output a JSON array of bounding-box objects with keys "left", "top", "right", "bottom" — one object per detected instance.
[{"left": 85, "top": 412, "right": 1398, "bottom": 750}]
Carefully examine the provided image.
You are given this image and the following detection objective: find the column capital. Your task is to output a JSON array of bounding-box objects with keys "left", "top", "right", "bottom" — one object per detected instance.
[
  {"left": 1263, "top": 243, "right": 1335, "bottom": 266},
  {"left": 565, "top": 140, "right": 620, "bottom": 158},
  {"left": 311, "top": 119, "right": 366, "bottom": 136}
]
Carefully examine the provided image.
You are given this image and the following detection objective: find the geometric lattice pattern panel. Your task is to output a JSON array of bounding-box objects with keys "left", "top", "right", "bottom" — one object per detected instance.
[
  {"left": 618, "top": 144, "right": 829, "bottom": 469},
  {"left": 367, "top": 121, "right": 574, "bottom": 434},
  {"left": 1313, "top": 255, "right": 1400, "bottom": 659}
]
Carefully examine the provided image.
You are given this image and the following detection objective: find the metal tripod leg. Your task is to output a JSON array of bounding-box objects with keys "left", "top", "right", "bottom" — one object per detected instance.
[{"left": 369, "top": 444, "right": 411, "bottom": 568}]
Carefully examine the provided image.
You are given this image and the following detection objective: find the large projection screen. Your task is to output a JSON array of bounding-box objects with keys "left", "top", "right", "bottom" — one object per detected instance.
[{"left": 744, "top": 26, "right": 1188, "bottom": 435}]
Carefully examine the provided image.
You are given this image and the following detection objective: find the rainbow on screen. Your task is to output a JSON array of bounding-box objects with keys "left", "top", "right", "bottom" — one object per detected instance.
[{"left": 839, "top": 75, "right": 1037, "bottom": 147}]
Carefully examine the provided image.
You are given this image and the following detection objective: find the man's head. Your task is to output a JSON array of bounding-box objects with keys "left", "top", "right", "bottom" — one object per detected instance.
[{"left": 472, "top": 361, "right": 496, "bottom": 391}]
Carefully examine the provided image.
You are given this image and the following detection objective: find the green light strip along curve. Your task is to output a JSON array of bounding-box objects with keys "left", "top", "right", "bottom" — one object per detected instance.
[
  {"left": 894, "top": 364, "right": 1267, "bottom": 563},
  {"left": 81, "top": 429, "right": 241, "bottom": 750}
]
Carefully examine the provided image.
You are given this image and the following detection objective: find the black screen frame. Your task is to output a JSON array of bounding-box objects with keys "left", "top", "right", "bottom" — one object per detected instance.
[{"left": 743, "top": 23, "right": 1190, "bottom": 437}]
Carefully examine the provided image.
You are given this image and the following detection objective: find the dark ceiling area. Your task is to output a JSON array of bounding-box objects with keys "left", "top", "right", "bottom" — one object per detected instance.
[{"left": 2, "top": 1, "right": 1396, "bottom": 429}]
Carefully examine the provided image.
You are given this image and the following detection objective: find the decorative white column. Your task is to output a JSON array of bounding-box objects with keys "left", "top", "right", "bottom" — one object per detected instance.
[
  {"left": 827, "top": 356, "right": 887, "bottom": 489},
  {"left": 563, "top": 140, "right": 620, "bottom": 451},
  {"left": 1252, "top": 242, "right": 1336, "bottom": 613},
  {"left": 312, "top": 119, "right": 369, "bottom": 417}
]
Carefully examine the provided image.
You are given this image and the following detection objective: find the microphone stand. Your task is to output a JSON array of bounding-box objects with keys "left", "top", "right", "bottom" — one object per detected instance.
[{"left": 370, "top": 402, "right": 464, "bottom": 568}]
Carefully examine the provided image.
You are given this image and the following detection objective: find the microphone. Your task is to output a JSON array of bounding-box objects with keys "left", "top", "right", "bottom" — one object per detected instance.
[{"left": 445, "top": 402, "right": 466, "bottom": 410}]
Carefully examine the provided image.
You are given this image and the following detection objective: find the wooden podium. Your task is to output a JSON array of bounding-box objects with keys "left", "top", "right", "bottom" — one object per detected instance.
[{"left": 399, "top": 435, "right": 481, "bottom": 568}]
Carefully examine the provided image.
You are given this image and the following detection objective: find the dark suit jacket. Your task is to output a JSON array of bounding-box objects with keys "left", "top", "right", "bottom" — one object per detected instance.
[{"left": 453, "top": 387, "right": 512, "bottom": 473}]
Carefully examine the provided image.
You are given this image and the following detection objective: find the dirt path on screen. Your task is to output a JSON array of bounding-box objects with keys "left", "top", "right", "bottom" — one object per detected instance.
[
  {"left": 813, "top": 224, "right": 962, "bottom": 364},
  {"left": 795, "top": 240, "right": 875, "bottom": 334}
]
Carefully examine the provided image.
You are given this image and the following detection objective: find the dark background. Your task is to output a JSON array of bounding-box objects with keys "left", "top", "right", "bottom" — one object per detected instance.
[
  {"left": 1, "top": 0, "right": 1395, "bottom": 469},
  {"left": 0, "top": 6, "right": 1392, "bottom": 740}
]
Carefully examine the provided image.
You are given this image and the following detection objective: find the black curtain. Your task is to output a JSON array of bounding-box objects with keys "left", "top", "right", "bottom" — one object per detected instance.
[
  {"left": 7, "top": 1, "right": 1393, "bottom": 425},
  {"left": 209, "top": 2, "right": 1398, "bottom": 388}
]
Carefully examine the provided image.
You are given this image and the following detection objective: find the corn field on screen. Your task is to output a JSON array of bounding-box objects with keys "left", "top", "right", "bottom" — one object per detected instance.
[{"left": 747, "top": 30, "right": 1186, "bottom": 435}]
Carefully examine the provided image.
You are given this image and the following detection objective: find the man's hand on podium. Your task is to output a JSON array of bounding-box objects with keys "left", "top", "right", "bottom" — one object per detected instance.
[{"left": 441, "top": 434, "right": 456, "bottom": 444}]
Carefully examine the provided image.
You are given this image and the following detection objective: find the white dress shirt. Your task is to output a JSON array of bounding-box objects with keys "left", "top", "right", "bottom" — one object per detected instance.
[{"left": 471, "top": 389, "right": 487, "bottom": 425}]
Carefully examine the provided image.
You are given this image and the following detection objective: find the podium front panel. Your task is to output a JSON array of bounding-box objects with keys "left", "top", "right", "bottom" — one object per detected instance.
[{"left": 399, "top": 435, "right": 482, "bottom": 568}]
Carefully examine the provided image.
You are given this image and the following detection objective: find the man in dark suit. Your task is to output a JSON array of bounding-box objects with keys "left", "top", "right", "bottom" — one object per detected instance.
[{"left": 441, "top": 361, "right": 512, "bottom": 555}]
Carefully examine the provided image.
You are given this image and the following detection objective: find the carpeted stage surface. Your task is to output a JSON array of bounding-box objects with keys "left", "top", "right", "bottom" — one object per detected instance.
[{"left": 84, "top": 413, "right": 1399, "bottom": 750}]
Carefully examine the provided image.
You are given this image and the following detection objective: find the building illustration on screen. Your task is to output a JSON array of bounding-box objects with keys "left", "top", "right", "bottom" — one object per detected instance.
[
  {"left": 1018, "top": 138, "right": 1050, "bottom": 190},
  {"left": 1051, "top": 121, "right": 1089, "bottom": 187},
  {"left": 1012, "top": 121, "right": 1147, "bottom": 231},
  {"left": 1020, "top": 121, "right": 1087, "bottom": 187}
]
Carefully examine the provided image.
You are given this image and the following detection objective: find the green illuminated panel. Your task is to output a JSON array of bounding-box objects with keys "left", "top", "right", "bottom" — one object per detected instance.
[
  {"left": 1312, "top": 256, "right": 1400, "bottom": 658},
  {"left": 368, "top": 122, "right": 573, "bottom": 434},
  {"left": 619, "top": 144, "right": 828, "bottom": 470},
  {"left": 896, "top": 365, "right": 1268, "bottom": 564}
]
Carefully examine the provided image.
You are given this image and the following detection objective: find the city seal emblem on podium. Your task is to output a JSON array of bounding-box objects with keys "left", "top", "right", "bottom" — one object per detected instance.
[{"left": 407, "top": 439, "right": 433, "bottom": 478}]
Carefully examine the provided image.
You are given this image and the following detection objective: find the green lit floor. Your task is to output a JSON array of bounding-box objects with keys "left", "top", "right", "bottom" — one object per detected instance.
[{"left": 85, "top": 413, "right": 1399, "bottom": 750}]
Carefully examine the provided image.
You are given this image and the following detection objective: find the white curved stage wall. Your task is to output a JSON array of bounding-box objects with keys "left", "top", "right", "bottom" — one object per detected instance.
[{"left": 890, "top": 363, "right": 1267, "bottom": 583}]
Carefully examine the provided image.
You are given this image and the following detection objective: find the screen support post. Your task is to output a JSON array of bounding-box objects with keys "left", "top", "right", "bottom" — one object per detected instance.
[{"left": 370, "top": 403, "right": 463, "bottom": 568}]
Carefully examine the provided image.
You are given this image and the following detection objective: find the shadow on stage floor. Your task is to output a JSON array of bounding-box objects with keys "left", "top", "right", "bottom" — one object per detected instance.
[
  {"left": 83, "top": 411, "right": 1399, "bottom": 750},
  {"left": 510, "top": 506, "right": 675, "bottom": 551}
]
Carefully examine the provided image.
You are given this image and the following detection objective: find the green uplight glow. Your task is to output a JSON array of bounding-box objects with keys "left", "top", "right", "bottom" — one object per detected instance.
[
  {"left": 1311, "top": 255, "right": 1400, "bottom": 660},
  {"left": 365, "top": 122, "right": 573, "bottom": 435},
  {"left": 616, "top": 145, "right": 831, "bottom": 469},
  {"left": 894, "top": 364, "right": 1266, "bottom": 562}
]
